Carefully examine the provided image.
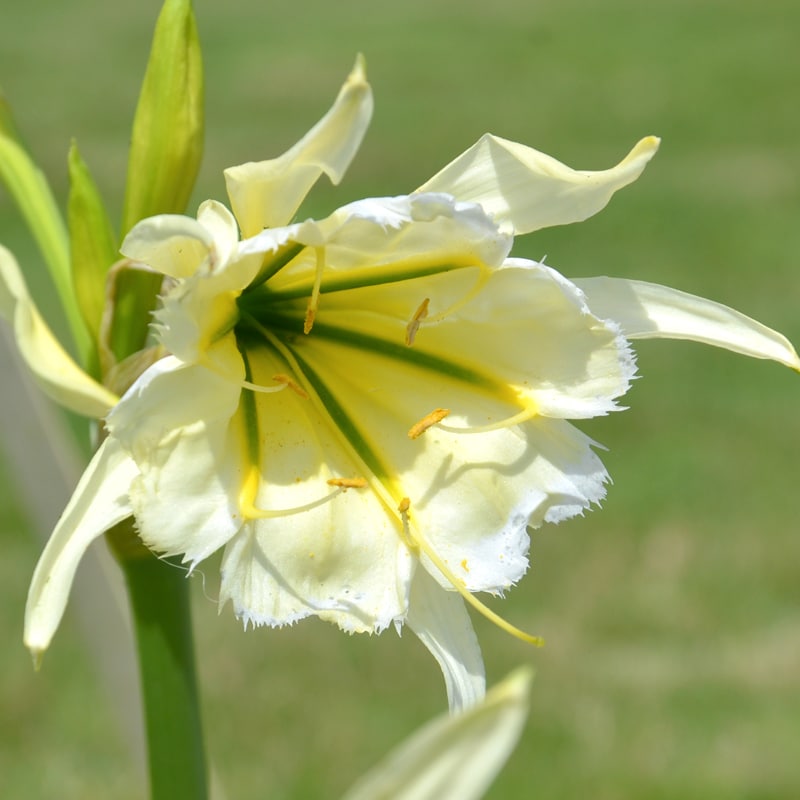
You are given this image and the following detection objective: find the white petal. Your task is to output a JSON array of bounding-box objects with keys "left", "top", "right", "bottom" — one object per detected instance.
[
  {"left": 224, "top": 56, "right": 373, "bottom": 236},
  {"left": 0, "top": 245, "right": 118, "bottom": 417},
  {"left": 218, "top": 341, "right": 414, "bottom": 632},
  {"left": 294, "top": 259, "right": 634, "bottom": 420},
  {"left": 287, "top": 336, "right": 610, "bottom": 596},
  {"left": 24, "top": 437, "right": 137, "bottom": 658},
  {"left": 106, "top": 351, "right": 244, "bottom": 563},
  {"left": 576, "top": 277, "right": 800, "bottom": 369},
  {"left": 120, "top": 213, "right": 214, "bottom": 278},
  {"left": 342, "top": 668, "right": 532, "bottom": 800},
  {"left": 195, "top": 199, "right": 240, "bottom": 267},
  {"left": 406, "top": 569, "right": 486, "bottom": 712},
  {"left": 417, "top": 135, "right": 660, "bottom": 234}
]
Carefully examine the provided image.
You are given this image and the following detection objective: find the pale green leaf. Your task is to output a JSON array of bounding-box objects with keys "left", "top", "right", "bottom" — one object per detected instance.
[{"left": 68, "top": 140, "right": 119, "bottom": 341}]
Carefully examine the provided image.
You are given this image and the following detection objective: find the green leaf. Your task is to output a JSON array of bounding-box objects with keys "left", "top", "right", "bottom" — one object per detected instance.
[
  {"left": 121, "top": 0, "right": 204, "bottom": 234},
  {"left": 68, "top": 141, "right": 119, "bottom": 343},
  {"left": 114, "top": 0, "right": 204, "bottom": 362},
  {"left": 0, "top": 124, "right": 90, "bottom": 359}
]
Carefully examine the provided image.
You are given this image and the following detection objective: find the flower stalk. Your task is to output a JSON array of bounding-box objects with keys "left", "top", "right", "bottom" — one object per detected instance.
[{"left": 109, "top": 521, "right": 208, "bottom": 800}]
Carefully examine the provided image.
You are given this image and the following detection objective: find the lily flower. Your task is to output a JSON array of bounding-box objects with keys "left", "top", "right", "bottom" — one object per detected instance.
[{"left": 10, "top": 58, "right": 799, "bottom": 711}]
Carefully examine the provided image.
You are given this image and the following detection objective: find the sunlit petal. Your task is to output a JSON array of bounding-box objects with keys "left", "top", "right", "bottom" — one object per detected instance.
[
  {"left": 418, "top": 134, "right": 659, "bottom": 234},
  {"left": 0, "top": 245, "right": 117, "bottom": 417},
  {"left": 217, "top": 341, "right": 414, "bottom": 632},
  {"left": 406, "top": 569, "right": 486, "bottom": 712},
  {"left": 24, "top": 437, "right": 137, "bottom": 658},
  {"left": 576, "top": 277, "right": 800, "bottom": 369},
  {"left": 106, "top": 351, "right": 243, "bottom": 563},
  {"left": 120, "top": 213, "right": 214, "bottom": 278},
  {"left": 342, "top": 668, "right": 532, "bottom": 800},
  {"left": 224, "top": 56, "right": 373, "bottom": 236}
]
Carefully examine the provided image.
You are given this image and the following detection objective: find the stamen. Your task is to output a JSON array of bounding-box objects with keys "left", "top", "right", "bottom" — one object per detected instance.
[
  {"left": 240, "top": 379, "right": 289, "bottom": 394},
  {"left": 239, "top": 466, "right": 347, "bottom": 520},
  {"left": 408, "top": 408, "right": 450, "bottom": 439},
  {"left": 396, "top": 497, "right": 544, "bottom": 647},
  {"left": 405, "top": 297, "right": 430, "bottom": 346},
  {"left": 327, "top": 477, "right": 368, "bottom": 489},
  {"left": 438, "top": 405, "right": 538, "bottom": 434},
  {"left": 423, "top": 266, "right": 491, "bottom": 325},
  {"left": 304, "top": 246, "right": 326, "bottom": 334},
  {"left": 272, "top": 373, "right": 309, "bottom": 399}
]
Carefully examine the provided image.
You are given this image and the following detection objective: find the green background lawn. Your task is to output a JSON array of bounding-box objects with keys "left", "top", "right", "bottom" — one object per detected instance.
[{"left": 2, "top": 0, "right": 799, "bottom": 797}]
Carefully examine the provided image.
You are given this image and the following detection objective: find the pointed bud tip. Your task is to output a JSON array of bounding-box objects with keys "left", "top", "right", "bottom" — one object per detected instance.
[
  {"left": 30, "top": 647, "right": 44, "bottom": 671},
  {"left": 350, "top": 53, "right": 368, "bottom": 86}
]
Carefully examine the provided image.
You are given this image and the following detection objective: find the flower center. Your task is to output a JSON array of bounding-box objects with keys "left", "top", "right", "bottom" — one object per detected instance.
[{"left": 230, "top": 242, "right": 542, "bottom": 645}]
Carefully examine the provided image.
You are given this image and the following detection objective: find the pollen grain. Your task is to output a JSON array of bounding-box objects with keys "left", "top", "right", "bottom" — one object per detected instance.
[{"left": 327, "top": 477, "right": 368, "bottom": 489}]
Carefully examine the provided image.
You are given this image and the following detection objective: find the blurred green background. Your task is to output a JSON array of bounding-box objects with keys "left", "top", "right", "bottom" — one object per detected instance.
[{"left": 2, "top": 0, "right": 799, "bottom": 797}]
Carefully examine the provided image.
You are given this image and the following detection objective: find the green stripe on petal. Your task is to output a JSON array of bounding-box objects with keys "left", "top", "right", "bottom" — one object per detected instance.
[{"left": 576, "top": 277, "right": 800, "bottom": 370}]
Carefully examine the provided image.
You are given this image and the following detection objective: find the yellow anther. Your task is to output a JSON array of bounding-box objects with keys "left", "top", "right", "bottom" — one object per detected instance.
[
  {"left": 405, "top": 297, "right": 430, "bottom": 346},
  {"left": 397, "top": 496, "right": 411, "bottom": 513},
  {"left": 327, "top": 477, "right": 368, "bottom": 489},
  {"left": 272, "top": 373, "right": 309, "bottom": 399},
  {"left": 408, "top": 408, "right": 450, "bottom": 439}
]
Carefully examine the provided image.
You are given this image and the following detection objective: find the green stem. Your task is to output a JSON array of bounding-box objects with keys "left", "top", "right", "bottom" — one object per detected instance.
[{"left": 112, "top": 528, "right": 208, "bottom": 800}]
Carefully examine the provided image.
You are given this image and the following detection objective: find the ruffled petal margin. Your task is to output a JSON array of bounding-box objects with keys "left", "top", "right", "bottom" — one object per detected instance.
[
  {"left": 0, "top": 245, "right": 117, "bottom": 417},
  {"left": 24, "top": 437, "right": 138, "bottom": 659},
  {"left": 576, "top": 277, "right": 800, "bottom": 370}
]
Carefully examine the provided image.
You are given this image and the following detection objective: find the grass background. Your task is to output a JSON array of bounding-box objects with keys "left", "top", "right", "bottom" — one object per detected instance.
[{"left": 2, "top": 0, "right": 800, "bottom": 797}]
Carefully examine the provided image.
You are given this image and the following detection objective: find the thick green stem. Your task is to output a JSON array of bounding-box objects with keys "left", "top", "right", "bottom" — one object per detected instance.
[{"left": 111, "top": 527, "right": 208, "bottom": 800}]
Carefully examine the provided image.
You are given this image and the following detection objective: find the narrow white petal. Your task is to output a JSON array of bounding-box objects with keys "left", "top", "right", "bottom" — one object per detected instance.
[
  {"left": 0, "top": 245, "right": 117, "bottom": 417},
  {"left": 225, "top": 56, "right": 373, "bottom": 236},
  {"left": 576, "top": 277, "right": 800, "bottom": 369},
  {"left": 342, "top": 668, "right": 532, "bottom": 800},
  {"left": 24, "top": 437, "right": 137, "bottom": 658},
  {"left": 417, "top": 134, "right": 660, "bottom": 234},
  {"left": 406, "top": 569, "right": 486, "bottom": 712}
]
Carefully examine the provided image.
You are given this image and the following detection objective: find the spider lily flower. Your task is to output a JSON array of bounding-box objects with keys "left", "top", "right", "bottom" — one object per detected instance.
[{"left": 13, "top": 59, "right": 799, "bottom": 710}]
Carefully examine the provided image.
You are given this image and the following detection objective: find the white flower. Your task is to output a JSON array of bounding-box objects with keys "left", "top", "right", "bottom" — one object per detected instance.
[{"left": 9, "top": 59, "right": 798, "bottom": 710}]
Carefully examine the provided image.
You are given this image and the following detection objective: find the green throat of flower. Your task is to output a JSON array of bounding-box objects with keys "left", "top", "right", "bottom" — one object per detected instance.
[{"left": 228, "top": 244, "right": 543, "bottom": 647}]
